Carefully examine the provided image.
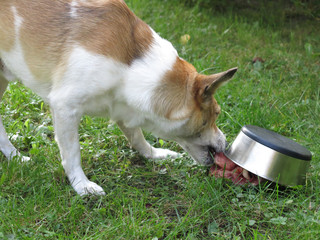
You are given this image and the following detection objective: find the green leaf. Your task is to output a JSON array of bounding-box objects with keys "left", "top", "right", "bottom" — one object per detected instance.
[
  {"left": 249, "top": 220, "right": 256, "bottom": 226},
  {"left": 159, "top": 139, "right": 164, "bottom": 147},
  {"left": 208, "top": 221, "right": 219, "bottom": 234},
  {"left": 270, "top": 217, "right": 287, "bottom": 225}
]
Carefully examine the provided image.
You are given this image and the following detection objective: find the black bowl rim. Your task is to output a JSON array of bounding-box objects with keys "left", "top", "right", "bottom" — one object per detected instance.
[{"left": 242, "top": 125, "right": 312, "bottom": 161}]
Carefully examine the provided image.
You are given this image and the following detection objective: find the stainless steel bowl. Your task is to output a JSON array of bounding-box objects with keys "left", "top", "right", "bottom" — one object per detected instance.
[{"left": 225, "top": 125, "right": 312, "bottom": 186}]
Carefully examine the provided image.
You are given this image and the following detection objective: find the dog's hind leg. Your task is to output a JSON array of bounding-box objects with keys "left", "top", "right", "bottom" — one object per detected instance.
[
  {"left": 50, "top": 101, "right": 105, "bottom": 196},
  {"left": 0, "top": 63, "right": 29, "bottom": 161},
  {"left": 117, "top": 121, "right": 180, "bottom": 159}
]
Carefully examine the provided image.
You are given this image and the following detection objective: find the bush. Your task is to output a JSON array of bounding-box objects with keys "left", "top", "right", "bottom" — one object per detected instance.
[{"left": 182, "top": 0, "right": 320, "bottom": 25}]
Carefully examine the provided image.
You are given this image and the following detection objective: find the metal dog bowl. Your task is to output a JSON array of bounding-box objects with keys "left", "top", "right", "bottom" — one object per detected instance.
[{"left": 225, "top": 125, "right": 312, "bottom": 186}]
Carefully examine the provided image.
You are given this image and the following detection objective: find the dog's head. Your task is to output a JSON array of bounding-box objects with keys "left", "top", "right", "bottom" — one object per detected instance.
[{"left": 153, "top": 58, "right": 237, "bottom": 165}]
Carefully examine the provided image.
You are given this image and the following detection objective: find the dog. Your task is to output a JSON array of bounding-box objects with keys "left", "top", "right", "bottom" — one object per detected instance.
[{"left": 0, "top": 0, "right": 237, "bottom": 195}]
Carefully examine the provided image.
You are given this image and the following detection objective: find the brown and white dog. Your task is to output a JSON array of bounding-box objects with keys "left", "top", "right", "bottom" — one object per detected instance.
[{"left": 0, "top": 0, "right": 237, "bottom": 195}]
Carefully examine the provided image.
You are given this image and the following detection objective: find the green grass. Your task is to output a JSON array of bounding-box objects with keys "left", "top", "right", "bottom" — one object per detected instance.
[{"left": 0, "top": 0, "right": 319, "bottom": 239}]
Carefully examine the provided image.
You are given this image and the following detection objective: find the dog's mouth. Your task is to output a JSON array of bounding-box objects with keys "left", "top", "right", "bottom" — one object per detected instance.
[
  {"left": 208, "top": 147, "right": 216, "bottom": 157},
  {"left": 204, "top": 147, "right": 216, "bottom": 165}
]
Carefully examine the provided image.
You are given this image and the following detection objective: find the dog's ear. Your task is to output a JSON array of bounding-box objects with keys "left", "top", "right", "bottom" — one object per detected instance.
[{"left": 200, "top": 67, "right": 237, "bottom": 98}]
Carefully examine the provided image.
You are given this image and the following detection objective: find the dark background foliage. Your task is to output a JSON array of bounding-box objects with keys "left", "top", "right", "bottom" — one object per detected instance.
[{"left": 182, "top": 0, "right": 320, "bottom": 27}]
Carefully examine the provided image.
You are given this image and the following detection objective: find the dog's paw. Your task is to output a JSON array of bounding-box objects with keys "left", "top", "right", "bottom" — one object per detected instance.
[
  {"left": 21, "top": 156, "right": 31, "bottom": 162},
  {"left": 148, "top": 147, "right": 180, "bottom": 159},
  {"left": 10, "top": 154, "right": 31, "bottom": 162},
  {"left": 73, "top": 180, "right": 106, "bottom": 196}
]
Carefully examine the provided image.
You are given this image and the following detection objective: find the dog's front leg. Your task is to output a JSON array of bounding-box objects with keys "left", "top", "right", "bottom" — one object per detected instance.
[
  {"left": 117, "top": 121, "right": 180, "bottom": 159},
  {"left": 51, "top": 107, "right": 105, "bottom": 196},
  {"left": 0, "top": 71, "right": 30, "bottom": 162}
]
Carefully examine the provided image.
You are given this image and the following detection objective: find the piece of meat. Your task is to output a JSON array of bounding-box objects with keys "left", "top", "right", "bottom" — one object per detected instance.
[{"left": 209, "top": 152, "right": 261, "bottom": 185}]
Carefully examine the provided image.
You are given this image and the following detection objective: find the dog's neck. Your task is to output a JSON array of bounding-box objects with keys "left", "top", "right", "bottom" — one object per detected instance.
[
  {"left": 122, "top": 30, "right": 178, "bottom": 113},
  {"left": 115, "top": 29, "right": 194, "bottom": 136}
]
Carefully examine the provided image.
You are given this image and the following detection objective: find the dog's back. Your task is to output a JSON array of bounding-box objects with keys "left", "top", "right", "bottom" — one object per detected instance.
[{"left": 0, "top": 0, "right": 153, "bottom": 98}]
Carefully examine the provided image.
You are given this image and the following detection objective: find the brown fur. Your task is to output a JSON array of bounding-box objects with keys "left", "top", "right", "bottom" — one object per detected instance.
[
  {"left": 186, "top": 74, "right": 222, "bottom": 134},
  {"left": 74, "top": 0, "right": 153, "bottom": 65},
  {"left": 188, "top": 69, "right": 237, "bottom": 133},
  {"left": 0, "top": 1, "right": 15, "bottom": 52},
  {"left": 15, "top": 1, "right": 70, "bottom": 80},
  {"left": 153, "top": 57, "right": 226, "bottom": 136},
  {"left": 152, "top": 57, "right": 197, "bottom": 120},
  {"left": 0, "top": 0, "right": 153, "bottom": 80}
]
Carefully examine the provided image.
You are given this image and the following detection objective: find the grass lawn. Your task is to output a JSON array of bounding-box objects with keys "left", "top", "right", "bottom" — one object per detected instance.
[{"left": 0, "top": 0, "right": 319, "bottom": 239}]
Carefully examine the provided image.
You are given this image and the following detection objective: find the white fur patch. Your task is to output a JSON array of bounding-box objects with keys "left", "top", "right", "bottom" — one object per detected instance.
[
  {"left": 11, "top": 6, "right": 22, "bottom": 34},
  {"left": 49, "top": 45, "right": 128, "bottom": 115},
  {"left": 70, "top": 0, "right": 79, "bottom": 18},
  {"left": 123, "top": 30, "right": 178, "bottom": 113}
]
